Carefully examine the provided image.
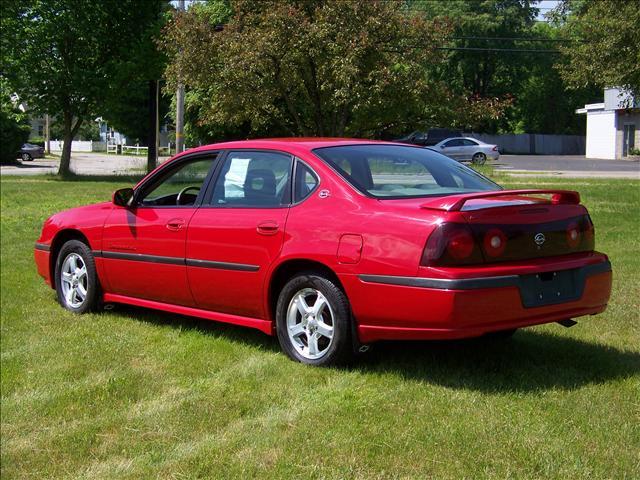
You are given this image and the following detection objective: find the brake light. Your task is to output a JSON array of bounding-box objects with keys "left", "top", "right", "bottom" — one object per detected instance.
[
  {"left": 492, "top": 145, "right": 498, "bottom": 151},
  {"left": 421, "top": 223, "right": 483, "bottom": 266},
  {"left": 483, "top": 228, "right": 507, "bottom": 257}
]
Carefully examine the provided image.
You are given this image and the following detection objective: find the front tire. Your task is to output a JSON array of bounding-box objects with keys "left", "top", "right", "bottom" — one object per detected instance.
[
  {"left": 21, "top": 153, "right": 33, "bottom": 161},
  {"left": 55, "top": 240, "right": 100, "bottom": 313},
  {"left": 472, "top": 152, "right": 487, "bottom": 165},
  {"left": 276, "top": 273, "right": 352, "bottom": 366}
]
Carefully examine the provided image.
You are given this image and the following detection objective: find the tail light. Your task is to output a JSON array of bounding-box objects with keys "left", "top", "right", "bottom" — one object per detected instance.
[
  {"left": 421, "top": 214, "right": 595, "bottom": 267},
  {"left": 492, "top": 145, "right": 498, "bottom": 151},
  {"left": 421, "top": 223, "right": 483, "bottom": 266},
  {"left": 483, "top": 228, "right": 507, "bottom": 258}
]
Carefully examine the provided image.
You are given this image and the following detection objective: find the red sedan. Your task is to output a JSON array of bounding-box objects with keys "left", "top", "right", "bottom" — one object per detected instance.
[{"left": 34, "top": 139, "right": 612, "bottom": 365}]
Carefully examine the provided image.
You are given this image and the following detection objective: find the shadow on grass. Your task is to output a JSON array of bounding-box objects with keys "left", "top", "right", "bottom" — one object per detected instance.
[{"left": 108, "top": 303, "right": 639, "bottom": 393}]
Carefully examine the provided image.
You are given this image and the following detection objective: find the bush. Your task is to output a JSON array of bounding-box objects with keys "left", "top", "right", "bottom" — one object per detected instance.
[{"left": 0, "top": 104, "right": 31, "bottom": 164}]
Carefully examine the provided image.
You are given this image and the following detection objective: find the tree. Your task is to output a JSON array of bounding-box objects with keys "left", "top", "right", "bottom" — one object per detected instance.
[
  {"left": 553, "top": 0, "right": 640, "bottom": 97},
  {"left": 4, "top": 0, "right": 168, "bottom": 177},
  {"left": 160, "top": 0, "right": 506, "bottom": 141},
  {"left": 0, "top": 78, "right": 30, "bottom": 163}
]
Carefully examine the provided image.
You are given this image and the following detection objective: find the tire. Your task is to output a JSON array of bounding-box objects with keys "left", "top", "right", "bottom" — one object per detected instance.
[
  {"left": 472, "top": 152, "right": 487, "bottom": 165},
  {"left": 54, "top": 240, "right": 100, "bottom": 314},
  {"left": 276, "top": 272, "right": 352, "bottom": 366},
  {"left": 482, "top": 328, "right": 517, "bottom": 340},
  {"left": 21, "top": 153, "right": 33, "bottom": 161}
]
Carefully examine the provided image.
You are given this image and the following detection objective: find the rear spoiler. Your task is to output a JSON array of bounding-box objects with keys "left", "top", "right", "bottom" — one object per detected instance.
[{"left": 419, "top": 189, "right": 581, "bottom": 212}]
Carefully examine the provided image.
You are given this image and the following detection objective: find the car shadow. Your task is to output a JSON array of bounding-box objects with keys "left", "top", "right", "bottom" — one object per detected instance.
[
  {"left": 107, "top": 304, "right": 639, "bottom": 393},
  {"left": 356, "top": 331, "right": 640, "bottom": 393}
]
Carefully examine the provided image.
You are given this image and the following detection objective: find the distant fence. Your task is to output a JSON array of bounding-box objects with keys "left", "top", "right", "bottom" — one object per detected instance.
[
  {"left": 471, "top": 133, "right": 586, "bottom": 155},
  {"left": 50, "top": 140, "right": 103, "bottom": 152}
]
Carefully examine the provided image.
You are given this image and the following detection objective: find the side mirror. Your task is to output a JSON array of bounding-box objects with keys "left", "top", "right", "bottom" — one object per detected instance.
[{"left": 112, "top": 188, "right": 134, "bottom": 207}]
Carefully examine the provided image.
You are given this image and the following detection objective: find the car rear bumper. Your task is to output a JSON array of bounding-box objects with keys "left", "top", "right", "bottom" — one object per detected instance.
[{"left": 342, "top": 255, "right": 612, "bottom": 343}]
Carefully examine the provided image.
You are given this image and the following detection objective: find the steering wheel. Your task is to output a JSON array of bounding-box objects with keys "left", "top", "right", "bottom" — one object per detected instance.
[{"left": 176, "top": 186, "right": 201, "bottom": 205}]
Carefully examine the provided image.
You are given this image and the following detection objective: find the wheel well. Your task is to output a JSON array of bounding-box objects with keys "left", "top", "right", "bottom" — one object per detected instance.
[
  {"left": 49, "top": 229, "right": 91, "bottom": 288},
  {"left": 268, "top": 259, "right": 344, "bottom": 320}
]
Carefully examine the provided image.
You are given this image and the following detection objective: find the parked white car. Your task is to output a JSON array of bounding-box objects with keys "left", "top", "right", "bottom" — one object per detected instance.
[{"left": 430, "top": 137, "right": 499, "bottom": 165}]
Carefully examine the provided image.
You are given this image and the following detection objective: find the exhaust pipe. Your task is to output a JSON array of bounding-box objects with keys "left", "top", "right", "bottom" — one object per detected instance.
[{"left": 557, "top": 319, "right": 577, "bottom": 328}]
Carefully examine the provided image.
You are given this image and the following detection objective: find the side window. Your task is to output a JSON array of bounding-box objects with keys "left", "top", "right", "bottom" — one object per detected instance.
[
  {"left": 445, "top": 139, "right": 463, "bottom": 147},
  {"left": 211, "top": 151, "right": 293, "bottom": 207},
  {"left": 139, "top": 156, "right": 216, "bottom": 206},
  {"left": 462, "top": 139, "right": 478, "bottom": 146},
  {"left": 294, "top": 161, "right": 319, "bottom": 203}
]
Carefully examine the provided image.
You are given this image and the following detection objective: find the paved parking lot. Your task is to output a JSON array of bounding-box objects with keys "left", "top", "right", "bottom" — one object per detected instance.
[{"left": 1, "top": 152, "right": 638, "bottom": 179}]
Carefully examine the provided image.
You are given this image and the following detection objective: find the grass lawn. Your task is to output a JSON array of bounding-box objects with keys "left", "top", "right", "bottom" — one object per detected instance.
[{"left": 1, "top": 174, "right": 639, "bottom": 479}]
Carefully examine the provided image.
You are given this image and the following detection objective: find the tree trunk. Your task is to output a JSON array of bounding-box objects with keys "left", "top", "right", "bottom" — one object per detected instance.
[{"left": 57, "top": 113, "right": 83, "bottom": 178}]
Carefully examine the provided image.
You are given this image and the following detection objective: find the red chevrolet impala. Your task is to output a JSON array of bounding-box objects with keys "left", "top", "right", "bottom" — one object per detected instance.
[{"left": 34, "top": 139, "right": 612, "bottom": 365}]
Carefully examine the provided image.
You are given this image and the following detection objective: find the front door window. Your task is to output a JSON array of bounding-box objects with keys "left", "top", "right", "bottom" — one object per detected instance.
[{"left": 139, "top": 157, "right": 217, "bottom": 206}]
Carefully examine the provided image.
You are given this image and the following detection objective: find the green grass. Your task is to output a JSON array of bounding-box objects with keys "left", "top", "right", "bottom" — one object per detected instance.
[{"left": 1, "top": 175, "right": 639, "bottom": 479}]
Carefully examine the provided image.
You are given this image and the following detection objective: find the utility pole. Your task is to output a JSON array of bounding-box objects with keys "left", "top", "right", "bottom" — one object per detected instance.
[
  {"left": 147, "top": 80, "right": 159, "bottom": 173},
  {"left": 175, "top": 0, "right": 185, "bottom": 154}
]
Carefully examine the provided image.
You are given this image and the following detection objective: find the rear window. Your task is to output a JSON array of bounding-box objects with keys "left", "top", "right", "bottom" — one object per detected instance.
[{"left": 313, "top": 144, "right": 499, "bottom": 199}]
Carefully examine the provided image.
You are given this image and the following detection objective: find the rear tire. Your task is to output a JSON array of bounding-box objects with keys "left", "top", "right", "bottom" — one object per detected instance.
[
  {"left": 276, "top": 272, "right": 352, "bottom": 366},
  {"left": 54, "top": 240, "right": 100, "bottom": 314},
  {"left": 21, "top": 153, "right": 33, "bottom": 161},
  {"left": 472, "top": 152, "right": 487, "bottom": 165}
]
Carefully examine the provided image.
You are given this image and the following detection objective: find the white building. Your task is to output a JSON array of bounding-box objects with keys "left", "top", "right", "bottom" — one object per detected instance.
[{"left": 576, "top": 88, "right": 639, "bottom": 159}]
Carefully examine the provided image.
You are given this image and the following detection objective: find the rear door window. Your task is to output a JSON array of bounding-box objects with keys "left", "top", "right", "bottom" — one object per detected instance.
[{"left": 210, "top": 151, "right": 293, "bottom": 207}]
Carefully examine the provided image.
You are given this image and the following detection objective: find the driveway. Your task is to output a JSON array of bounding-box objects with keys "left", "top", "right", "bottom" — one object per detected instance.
[
  {"left": 0, "top": 153, "right": 170, "bottom": 177},
  {"left": 494, "top": 155, "right": 639, "bottom": 179}
]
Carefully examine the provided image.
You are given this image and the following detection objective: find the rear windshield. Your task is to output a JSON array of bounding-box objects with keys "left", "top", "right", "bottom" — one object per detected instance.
[{"left": 313, "top": 144, "right": 500, "bottom": 199}]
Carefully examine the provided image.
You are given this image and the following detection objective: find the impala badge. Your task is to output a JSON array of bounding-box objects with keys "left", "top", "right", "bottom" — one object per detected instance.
[{"left": 534, "top": 233, "right": 546, "bottom": 246}]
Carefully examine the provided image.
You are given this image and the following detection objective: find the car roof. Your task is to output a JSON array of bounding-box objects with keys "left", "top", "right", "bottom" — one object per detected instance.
[
  {"left": 176, "top": 138, "right": 404, "bottom": 157},
  {"left": 438, "top": 137, "right": 483, "bottom": 143}
]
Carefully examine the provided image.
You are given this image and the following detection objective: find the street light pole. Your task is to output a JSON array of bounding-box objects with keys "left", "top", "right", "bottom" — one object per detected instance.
[{"left": 175, "top": 0, "right": 185, "bottom": 154}]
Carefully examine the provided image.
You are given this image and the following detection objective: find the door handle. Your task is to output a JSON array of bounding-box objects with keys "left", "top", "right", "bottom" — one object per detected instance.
[
  {"left": 257, "top": 221, "right": 279, "bottom": 235},
  {"left": 166, "top": 218, "right": 185, "bottom": 231}
]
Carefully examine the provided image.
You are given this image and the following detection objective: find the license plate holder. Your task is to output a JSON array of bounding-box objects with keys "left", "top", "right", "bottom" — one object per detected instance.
[{"left": 519, "top": 269, "right": 582, "bottom": 308}]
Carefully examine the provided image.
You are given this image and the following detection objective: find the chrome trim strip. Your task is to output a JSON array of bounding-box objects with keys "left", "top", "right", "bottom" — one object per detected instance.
[
  {"left": 34, "top": 242, "right": 50, "bottom": 252},
  {"left": 97, "top": 250, "right": 260, "bottom": 271}
]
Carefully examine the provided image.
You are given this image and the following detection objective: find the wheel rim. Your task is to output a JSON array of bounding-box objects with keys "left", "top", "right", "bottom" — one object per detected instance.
[
  {"left": 22, "top": 153, "right": 30, "bottom": 161},
  {"left": 473, "top": 153, "right": 485, "bottom": 164},
  {"left": 286, "top": 288, "right": 335, "bottom": 360},
  {"left": 60, "top": 253, "right": 88, "bottom": 308}
]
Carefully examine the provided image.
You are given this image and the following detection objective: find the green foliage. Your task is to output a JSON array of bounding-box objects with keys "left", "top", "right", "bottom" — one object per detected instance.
[
  {"left": 160, "top": 0, "right": 507, "bottom": 140},
  {"left": 554, "top": 0, "right": 640, "bottom": 96},
  {"left": 50, "top": 118, "right": 100, "bottom": 142},
  {"left": 3, "top": 0, "right": 169, "bottom": 176},
  {"left": 0, "top": 78, "right": 30, "bottom": 163}
]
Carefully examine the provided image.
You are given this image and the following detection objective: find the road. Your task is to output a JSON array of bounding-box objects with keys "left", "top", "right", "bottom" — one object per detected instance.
[
  {"left": 494, "top": 155, "right": 639, "bottom": 178},
  {"left": 1, "top": 152, "right": 638, "bottom": 179}
]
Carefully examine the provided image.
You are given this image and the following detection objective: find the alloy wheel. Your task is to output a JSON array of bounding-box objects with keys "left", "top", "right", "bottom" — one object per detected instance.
[
  {"left": 60, "top": 253, "right": 88, "bottom": 309},
  {"left": 286, "top": 288, "right": 335, "bottom": 360}
]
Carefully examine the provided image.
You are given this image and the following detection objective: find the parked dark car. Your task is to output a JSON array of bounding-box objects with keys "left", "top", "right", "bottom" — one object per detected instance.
[
  {"left": 395, "top": 128, "right": 463, "bottom": 147},
  {"left": 19, "top": 143, "right": 45, "bottom": 161}
]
